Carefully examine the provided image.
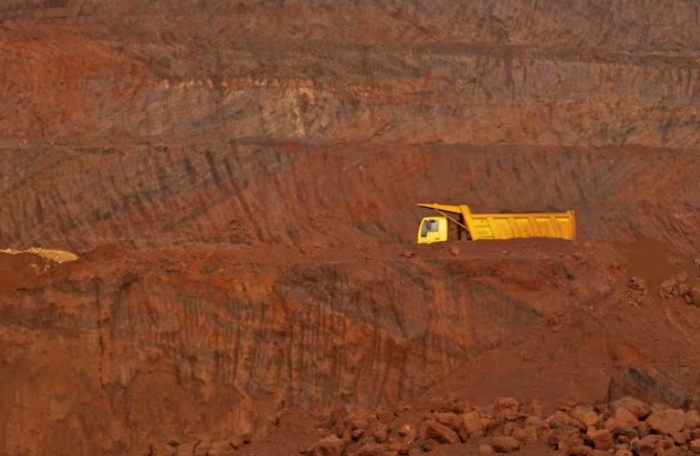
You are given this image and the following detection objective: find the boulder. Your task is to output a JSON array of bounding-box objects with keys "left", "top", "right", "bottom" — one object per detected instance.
[
  {"left": 494, "top": 397, "right": 520, "bottom": 420},
  {"left": 587, "top": 428, "right": 613, "bottom": 451},
  {"left": 627, "top": 277, "right": 646, "bottom": 292},
  {"left": 690, "top": 285, "right": 700, "bottom": 307},
  {"left": 310, "top": 435, "right": 345, "bottom": 456},
  {"left": 427, "top": 397, "right": 471, "bottom": 415},
  {"left": 646, "top": 409, "right": 686, "bottom": 436},
  {"left": 376, "top": 407, "right": 395, "bottom": 423},
  {"left": 656, "top": 436, "right": 675, "bottom": 452},
  {"left": 357, "top": 442, "right": 387, "bottom": 456},
  {"left": 207, "top": 440, "right": 236, "bottom": 456},
  {"left": 672, "top": 429, "right": 688, "bottom": 445},
  {"left": 547, "top": 428, "right": 579, "bottom": 447},
  {"left": 461, "top": 411, "right": 490, "bottom": 440},
  {"left": 556, "top": 430, "right": 588, "bottom": 456},
  {"left": 435, "top": 412, "right": 463, "bottom": 432},
  {"left": 479, "top": 444, "right": 494, "bottom": 454},
  {"left": 664, "top": 447, "right": 689, "bottom": 456},
  {"left": 612, "top": 407, "right": 639, "bottom": 427},
  {"left": 613, "top": 443, "right": 631, "bottom": 452},
  {"left": 660, "top": 278, "right": 677, "bottom": 298},
  {"left": 611, "top": 397, "right": 652, "bottom": 420},
  {"left": 348, "top": 418, "right": 369, "bottom": 431},
  {"left": 570, "top": 406, "right": 599, "bottom": 428},
  {"left": 351, "top": 429, "right": 364, "bottom": 441},
  {"left": 690, "top": 439, "right": 700, "bottom": 454},
  {"left": 549, "top": 410, "right": 585, "bottom": 430},
  {"left": 512, "top": 425, "right": 538, "bottom": 443},
  {"left": 612, "top": 423, "right": 638, "bottom": 440},
  {"left": 686, "top": 410, "right": 700, "bottom": 431},
  {"left": 420, "top": 439, "right": 440, "bottom": 452},
  {"left": 616, "top": 435, "right": 631, "bottom": 445},
  {"left": 420, "top": 420, "right": 460, "bottom": 444},
  {"left": 502, "top": 421, "right": 518, "bottom": 436},
  {"left": 330, "top": 405, "right": 348, "bottom": 427},
  {"left": 631, "top": 434, "right": 662, "bottom": 456},
  {"left": 636, "top": 421, "right": 651, "bottom": 438},
  {"left": 208, "top": 441, "right": 236, "bottom": 456},
  {"left": 590, "top": 451, "right": 611, "bottom": 456},
  {"left": 396, "top": 423, "right": 417, "bottom": 443},
  {"left": 491, "top": 436, "right": 520, "bottom": 453},
  {"left": 373, "top": 423, "right": 389, "bottom": 443},
  {"left": 194, "top": 440, "right": 210, "bottom": 456},
  {"left": 387, "top": 442, "right": 409, "bottom": 455},
  {"left": 559, "top": 443, "right": 592, "bottom": 456}
]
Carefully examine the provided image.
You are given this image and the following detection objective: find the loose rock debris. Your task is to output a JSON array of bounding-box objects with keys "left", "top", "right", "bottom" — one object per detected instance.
[{"left": 302, "top": 396, "right": 700, "bottom": 456}]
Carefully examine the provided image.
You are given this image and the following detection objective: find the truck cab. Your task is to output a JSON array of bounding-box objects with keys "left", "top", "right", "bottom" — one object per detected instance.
[{"left": 417, "top": 216, "right": 448, "bottom": 244}]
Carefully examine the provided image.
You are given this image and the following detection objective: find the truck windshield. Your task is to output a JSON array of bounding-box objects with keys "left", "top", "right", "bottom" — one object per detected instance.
[{"left": 421, "top": 219, "right": 439, "bottom": 237}]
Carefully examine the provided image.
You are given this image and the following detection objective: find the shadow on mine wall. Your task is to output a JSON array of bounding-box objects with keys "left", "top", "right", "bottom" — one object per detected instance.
[
  {"left": 0, "top": 0, "right": 69, "bottom": 22},
  {"left": 608, "top": 365, "right": 700, "bottom": 411}
]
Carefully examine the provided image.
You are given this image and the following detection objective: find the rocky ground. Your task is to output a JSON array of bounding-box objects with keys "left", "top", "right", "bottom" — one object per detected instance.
[
  {"left": 2, "top": 1, "right": 700, "bottom": 455},
  {"left": 294, "top": 396, "right": 700, "bottom": 456}
]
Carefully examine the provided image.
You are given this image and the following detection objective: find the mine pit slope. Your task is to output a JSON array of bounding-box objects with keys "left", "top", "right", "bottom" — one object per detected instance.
[{"left": 2, "top": 237, "right": 700, "bottom": 456}]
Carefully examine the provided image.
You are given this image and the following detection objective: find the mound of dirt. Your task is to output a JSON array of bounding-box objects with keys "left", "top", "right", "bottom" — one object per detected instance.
[{"left": 0, "top": 247, "right": 79, "bottom": 263}]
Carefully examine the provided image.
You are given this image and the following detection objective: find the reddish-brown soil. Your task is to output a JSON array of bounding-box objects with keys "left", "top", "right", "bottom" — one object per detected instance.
[{"left": 2, "top": 1, "right": 700, "bottom": 455}]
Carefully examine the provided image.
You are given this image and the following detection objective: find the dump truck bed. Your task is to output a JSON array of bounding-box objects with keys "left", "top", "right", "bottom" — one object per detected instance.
[{"left": 465, "top": 211, "right": 575, "bottom": 240}]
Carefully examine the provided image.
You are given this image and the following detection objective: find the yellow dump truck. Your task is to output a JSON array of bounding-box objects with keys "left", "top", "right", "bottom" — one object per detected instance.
[{"left": 416, "top": 203, "right": 576, "bottom": 244}]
